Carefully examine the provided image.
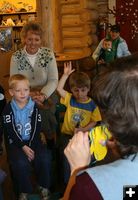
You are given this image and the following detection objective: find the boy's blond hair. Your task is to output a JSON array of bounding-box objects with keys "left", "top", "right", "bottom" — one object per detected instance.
[{"left": 9, "top": 74, "right": 30, "bottom": 89}]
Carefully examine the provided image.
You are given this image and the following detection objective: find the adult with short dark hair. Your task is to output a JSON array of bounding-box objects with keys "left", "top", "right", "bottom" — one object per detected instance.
[
  {"left": 64, "top": 53, "right": 138, "bottom": 200},
  {"left": 92, "top": 24, "right": 131, "bottom": 62}
]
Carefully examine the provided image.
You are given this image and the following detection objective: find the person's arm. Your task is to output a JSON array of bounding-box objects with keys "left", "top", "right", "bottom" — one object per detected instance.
[
  {"left": 63, "top": 132, "right": 103, "bottom": 200},
  {"left": 57, "top": 62, "right": 75, "bottom": 98},
  {"left": 64, "top": 131, "right": 91, "bottom": 174},
  {"left": 92, "top": 39, "right": 104, "bottom": 61},
  {"left": 117, "top": 39, "right": 131, "bottom": 57},
  {"left": 41, "top": 50, "right": 58, "bottom": 99},
  {"left": 75, "top": 121, "right": 97, "bottom": 133}
]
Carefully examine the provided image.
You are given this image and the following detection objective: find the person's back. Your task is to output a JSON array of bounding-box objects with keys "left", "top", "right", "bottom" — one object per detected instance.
[
  {"left": 86, "top": 154, "right": 138, "bottom": 200},
  {"left": 64, "top": 53, "right": 138, "bottom": 200}
]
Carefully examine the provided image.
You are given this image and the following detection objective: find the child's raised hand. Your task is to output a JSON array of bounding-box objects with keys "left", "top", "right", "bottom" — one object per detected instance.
[{"left": 64, "top": 61, "right": 75, "bottom": 76}]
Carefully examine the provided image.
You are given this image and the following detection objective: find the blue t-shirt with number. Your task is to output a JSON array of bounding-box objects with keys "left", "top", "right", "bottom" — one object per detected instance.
[{"left": 11, "top": 97, "right": 34, "bottom": 141}]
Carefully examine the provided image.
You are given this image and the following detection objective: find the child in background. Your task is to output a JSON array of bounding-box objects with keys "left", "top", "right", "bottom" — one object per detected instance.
[
  {"left": 57, "top": 62, "right": 102, "bottom": 184},
  {"left": 98, "top": 39, "right": 114, "bottom": 65},
  {"left": 2, "top": 74, "right": 52, "bottom": 200}
]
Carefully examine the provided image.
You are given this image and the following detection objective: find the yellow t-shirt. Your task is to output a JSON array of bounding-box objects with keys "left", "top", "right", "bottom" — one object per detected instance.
[
  {"left": 89, "top": 125, "right": 112, "bottom": 161},
  {"left": 60, "top": 92, "right": 101, "bottom": 135}
]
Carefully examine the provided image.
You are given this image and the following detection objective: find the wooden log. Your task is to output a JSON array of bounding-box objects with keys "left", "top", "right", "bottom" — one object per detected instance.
[
  {"left": 63, "top": 29, "right": 97, "bottom": 38},
  {"left": 62, "top": 15, "right": 97, "bottom": 27},
  {"left": 63, "top": 30, "right": 86, "bottom": 38},
  {"left": 81, "top": 0, "right": 98, "bottom": 10},
  {"left": 63, "top": 35, "right": 93, "bottom": 48},
  {"left": 62, "top": 14, "right": 83, "bottom": 27},
  {"left": 97, "top": 5, "right": 108, "bottom": 14},
  {"left": 61, "top": 5, "right": 82, "bottom": 14},
  {"left": 60, "top": 0, "right": 80, "bottom": 5},
  {"left": 64, "top": 47, "right": 92, "bottom": 56},
  {"left": 52, "top": 0, "right": 63, "bottom": 52},
  {"left": 61, "top": 3, "right": 98, "bottom": 14},
  {"left": 63, "top": 24, "right": 97, "bottom": 35},
  {"left": 80, "top": 10, "right": 98, "bottom": 22}
]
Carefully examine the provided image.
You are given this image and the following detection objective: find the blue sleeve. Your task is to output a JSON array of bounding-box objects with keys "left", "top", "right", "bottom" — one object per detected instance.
[{"left": 117, "top": 41, "right": 131, "bottom": 57}]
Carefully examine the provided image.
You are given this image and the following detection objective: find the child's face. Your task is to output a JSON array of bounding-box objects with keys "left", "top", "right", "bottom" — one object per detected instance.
[
  {"left": 71, "top": 86, "right": 89, "bottom": 102},
  {"left": 9, "top": 80, "right": 30, "bottom": 105},
  {"left": 103, "top": 41, "right": 112, "bottom": 49}
]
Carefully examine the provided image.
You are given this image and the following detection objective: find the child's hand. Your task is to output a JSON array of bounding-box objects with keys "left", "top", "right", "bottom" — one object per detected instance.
[
  {"left": 22, "top": 145, "right": 35, "bottom": 161},
  {"left": 97, "top": 59, "right": 105, "bottom": 64},
  {"left": 64, "top": 61, "right": 75, "bottom": 76}
]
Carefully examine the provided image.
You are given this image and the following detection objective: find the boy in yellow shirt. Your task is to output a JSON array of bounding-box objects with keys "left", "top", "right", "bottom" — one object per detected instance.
[{"left": 57, "top": 61, "right": 102, "bottom": 184}]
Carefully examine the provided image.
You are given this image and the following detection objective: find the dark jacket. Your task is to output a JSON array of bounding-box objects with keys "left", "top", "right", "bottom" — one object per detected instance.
[{"left": 2, "top": 102, "right": 42, "bottom": 150}]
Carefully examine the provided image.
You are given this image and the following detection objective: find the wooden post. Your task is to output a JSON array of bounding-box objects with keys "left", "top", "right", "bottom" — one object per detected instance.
[
  {"left": 52, "top": 0, "right": 63, "bottom": 53},
  {"left": 36, "top": 0, "right": 54, "bottom": 48},
  {"left": 36, "top": 0, "right": 63, "bottom": 52}
]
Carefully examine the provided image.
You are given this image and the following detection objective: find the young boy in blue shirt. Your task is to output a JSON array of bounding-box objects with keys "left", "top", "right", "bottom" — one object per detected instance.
[{"left": 2, "top": 74, "right": 52, "bottom": 200}]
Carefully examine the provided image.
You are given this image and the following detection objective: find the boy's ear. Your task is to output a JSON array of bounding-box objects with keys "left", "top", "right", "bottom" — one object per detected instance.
[{"left": 9, "top": 89, "right": 13, "bottom": 96}]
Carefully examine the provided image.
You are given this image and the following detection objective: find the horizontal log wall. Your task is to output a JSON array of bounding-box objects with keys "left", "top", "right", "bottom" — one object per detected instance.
[
  {"left": 36, "top": 0, "right": 102, "bottom": 59},
  {"left": 96, "top": 0, "right": 108, "bottom": 18},
  {"left": 60, "top": 0, "right": 98, "bottom": 57}
]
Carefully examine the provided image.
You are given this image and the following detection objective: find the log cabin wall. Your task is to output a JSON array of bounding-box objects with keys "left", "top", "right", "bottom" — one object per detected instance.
[
  {"left": 36, "top": 0, "right": 99, "bottom": 58},
  {"left": 60, "top": 0, "right": 99, "bottom": 57},
  {"left": 97, "top": 0, "right": 108, "bottom": 18}
]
